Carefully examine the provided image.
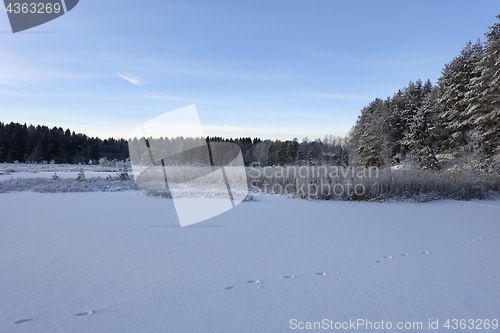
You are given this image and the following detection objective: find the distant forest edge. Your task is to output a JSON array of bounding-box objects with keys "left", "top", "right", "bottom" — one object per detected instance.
[
  {"left": 0, "top": 123, "right": 129, "bottom": 164},
  {"left": 1, "top": 15, "right": 500, "bottom": 170},
  {"left": 0, "top": 122, "right": 347, "bottom": 167}
]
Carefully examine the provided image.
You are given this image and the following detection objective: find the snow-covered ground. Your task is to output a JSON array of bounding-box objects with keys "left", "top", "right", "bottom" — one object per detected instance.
[
  {"left": 1, "top": 191, "right": 499, "bottom": 332},
  {"left": 0, "top": 163, "right": 120, "bottom": 182},
  {"left": 0, "top": 171, "right": 118, "bottom": 182}
]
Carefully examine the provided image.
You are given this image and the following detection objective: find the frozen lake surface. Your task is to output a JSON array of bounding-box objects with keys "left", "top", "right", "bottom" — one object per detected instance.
[{"left": 1, "top": 192, "right": 499, "bottom": 332}]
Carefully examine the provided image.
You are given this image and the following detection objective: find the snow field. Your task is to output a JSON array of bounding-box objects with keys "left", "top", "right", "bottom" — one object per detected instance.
[{"left": 1, "top": 192, "right": 499, "bottom": 332}]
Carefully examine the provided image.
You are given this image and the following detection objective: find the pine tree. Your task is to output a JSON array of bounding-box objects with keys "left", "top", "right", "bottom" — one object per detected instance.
[
  {"left": 387, "top": 90, "right": 406, "bottom": 162},
  {"left": 294, "top": 149, "right": 302, "bottom": 165},
  {"left": 423, "top": 79, "right": 433, "bottom": 96},
  {"left": 403, "top": 89, "right": 439, "bottom": 169},
  {"left": 286, "top": 139, "right": 298, "bottom": 165},
  {"left": 400, "top": 80, "right": 425, "bottom": 156},
  {"left": 336, "top": 147, "right": 348, "bottom": 167},
  {"left": 0, "top": 122, "right": 5, "bottom": 162},
  {"left": 266, "top": 143, "right": 275, "bottom": 166},
  {"left": 466, "top": 15, "right": 500, "bottom": 158},
  {"left": 351, "top": 98, "right": 388, "bottom": 167},
  {"left": 277, "top": 142, "right": 288, "bottom": 166},
  {"left": 7, "top": 123, "right": 26, "bottom": 162},
  {"left": 438, "top": 40, "right": 484, "bottom": 153},
  {"left": 306, "top": 148, "right": 314, "bottom": 166}
]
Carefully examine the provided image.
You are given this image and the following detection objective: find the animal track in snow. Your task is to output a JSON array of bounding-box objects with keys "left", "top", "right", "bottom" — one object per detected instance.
[
  {"left": 14, "top": 318, "right": 34, "bottom": 324},
  {"left": 377, "top": 251, "right": 428, "bottom": 262},
  {"left": 225, "top": 271, "right": 343, "bottom": 292},
  {"left": 75, "top": 309, "right": 99, "bottom": 317},
  {"left": 464, "top": 237, "right": 492, "bottom": 243}
]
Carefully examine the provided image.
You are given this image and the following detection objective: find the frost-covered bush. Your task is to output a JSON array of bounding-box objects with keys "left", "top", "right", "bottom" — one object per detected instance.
[
  {"left": 117, "top": 166, "right": 129, "bottom": 181},
  {"left": 145, "top": 189, "right": 172, "bottom": 198},
  {"left": 243, "top": 194, "right": 256, "bottom": 201},
  {"left": 0, "top": 177, "right": 140, "bottom": 193},
  {"left": 99, "top": 157, "right": 109, "bottom": 167},
  {"left": 247, "top": 165, "right": 500, "bottom": 202},
  {"left": 76, "top": 169, "right": 86, "bottom": 182}
]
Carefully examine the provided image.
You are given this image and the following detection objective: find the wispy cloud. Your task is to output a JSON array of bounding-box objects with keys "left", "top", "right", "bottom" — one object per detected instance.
[
  {"left": 118, "top": 73, "right": 148, "bottom": 86},
  {"left": 0, "top": 78, "right": 13, "bottom": 86}
]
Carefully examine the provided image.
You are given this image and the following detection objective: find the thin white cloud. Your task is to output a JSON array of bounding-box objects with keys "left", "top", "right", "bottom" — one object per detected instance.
[
  {"left": 118, "top": 73, "right": 148, "bottom": 86},
  {"left": 0, "top": 78, "right": 13, "bottom": 86}
]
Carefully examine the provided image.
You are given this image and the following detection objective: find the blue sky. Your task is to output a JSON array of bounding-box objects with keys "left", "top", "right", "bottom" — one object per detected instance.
[{"left": 1, "top": 0, "right": 499, "bottom": 140}]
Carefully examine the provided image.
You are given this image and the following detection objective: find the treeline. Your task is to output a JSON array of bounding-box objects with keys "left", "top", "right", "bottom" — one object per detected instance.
[
  {"left": 350, "top": 15, "right": 500, "bottom": 170},
  {"left": 0, "top": 121, "right": 348, "bottom": 166},
  {"left": 208, "top": 135, "right": 348, "bottom": 166},
  {"left": 128, "top": 135, "right": 347, "bottom": 167},
  {"left": 0, "top": 122, "right": 129, "bottom": 164}
]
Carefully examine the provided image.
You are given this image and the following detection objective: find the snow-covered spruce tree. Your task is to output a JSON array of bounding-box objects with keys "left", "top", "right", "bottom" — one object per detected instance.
[
  {"left": 400, "top": 80, "right": 426, "bottom": 157},
  {"left": 336, "top": 146, "right": 349, "bottom": 167},
  {"left": 286, "top": 139, "right": 298, "bottom": 165},
  {"left": 465, "top": 15, "right": 500, "bottom": 159},
  {"left": 277, "top": 142, "right": 288, "bottom": 166},
  {"left": 0, "top": 137, "right": 4, "bottom": 162},
  {"left": 438, "top": 40, "right": 484, "bottom": 154},
  {"left": 491, "top": 151, "right": 500, "bottom": 174},
  {"left": 401, "top": 86, "right": 439, "bottom": 170},
  {"left": 306, "top": 148, "right": 315, "bottom": 166},
  {"left": 0, "top": 122, "right": 5, "bottom": 162},
  {"left": 266, "top": 143, "right": 275, "bottom": 166},
  {"left": 462, "top": 131, "right": 487, "bottom": 174},
  {"left": 423, "top": 78, "right": 433, "bottom": 96},
  {"left": 294, "top": 149, "right": 302, "bottom": 166},
  {"left": 244, "top": 149, "right": 255, "bottom": 166},
  {"left": 387, "top": 90, "right": 406, "bottom": 162},
  {"left": 351, "top": 98, "right": 391, "bottom": 167},
  {"left": 351, "top": 108, "right": 372, "bottom": 167}
]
